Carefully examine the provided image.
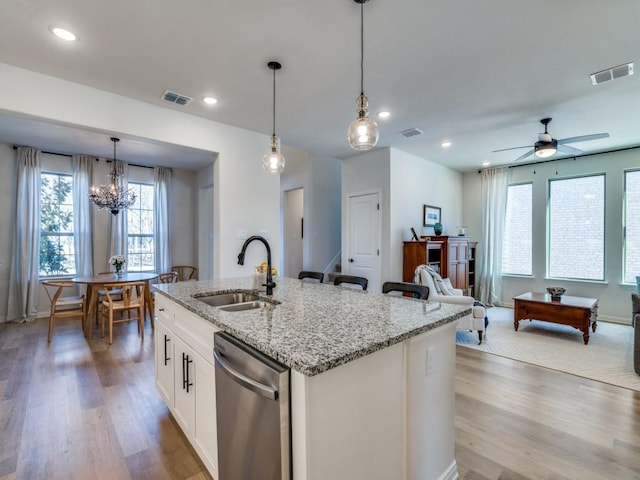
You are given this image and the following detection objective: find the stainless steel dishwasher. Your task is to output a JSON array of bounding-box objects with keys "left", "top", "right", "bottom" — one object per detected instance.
[{"left": 213, "top": 331, "right": 291, "bottom": 480}]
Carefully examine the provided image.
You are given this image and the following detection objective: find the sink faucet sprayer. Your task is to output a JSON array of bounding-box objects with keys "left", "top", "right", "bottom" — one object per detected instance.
[{"left": 237, "top": 235, "right": 276, "bottom": 296}]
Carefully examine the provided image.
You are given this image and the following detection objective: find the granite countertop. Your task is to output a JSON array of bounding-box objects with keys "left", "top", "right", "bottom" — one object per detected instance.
[{"left": 154, "top": 276, "right": 470, "bottom": 377}]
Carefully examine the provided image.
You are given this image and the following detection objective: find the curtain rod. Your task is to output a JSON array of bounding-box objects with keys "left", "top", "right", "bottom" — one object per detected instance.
[
  {"left": 12, "top": 144, "right": 157, "bottom": 170},
  {"left": 477, "top": 143, "right": 640, "bottom": 173}
]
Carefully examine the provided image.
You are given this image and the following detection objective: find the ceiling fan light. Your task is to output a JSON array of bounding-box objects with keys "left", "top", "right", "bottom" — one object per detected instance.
[{"left": 534, "top": 141, "right": 557, "bottom": 158}]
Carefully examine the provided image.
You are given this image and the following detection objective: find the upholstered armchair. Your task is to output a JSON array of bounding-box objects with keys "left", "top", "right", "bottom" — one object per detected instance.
[{"left": 414, "top": 264, "right": 487, "bottom": 344}]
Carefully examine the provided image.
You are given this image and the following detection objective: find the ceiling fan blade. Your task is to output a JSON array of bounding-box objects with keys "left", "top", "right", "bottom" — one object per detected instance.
[
  {"left": 557, "top": 144, "right": 583, "bottom": 155},
  {"left": 492, "top": 145, "right": 531, "bottom": 153},
  {"left": 557, "top": 133, "right": 609, "bottom": 145},
  {"left": 513, "top": 149, "right": 534, "bottom": 162}
]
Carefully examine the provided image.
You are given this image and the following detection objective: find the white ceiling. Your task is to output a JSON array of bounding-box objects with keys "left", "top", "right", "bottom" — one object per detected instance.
[{"left": 0, "top": 0, "right": 639, "bottom": 172}]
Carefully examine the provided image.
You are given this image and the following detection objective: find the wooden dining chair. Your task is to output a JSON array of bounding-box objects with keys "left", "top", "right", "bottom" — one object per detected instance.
[
  {"left": 100, "top": 282, "right": 146, "bottom": 345},
  {"left": 157, "top": 272, "right": 178, "bottom": 284},
  {"left": 382, "top": 281, "right": 428, "bottom": 300},
  {"left": 171, "top": 265, "right": 198, "bottom": 282},
  {"left": 151, "top": 272, "right": 178, "bottom": 315},
  {"left": 298, "top": 271, "right": 324, "bottom": 283},
  {"left": 42, "top": 280, "right": 86, "bottom": 342},
  {"left": 95, "top": 271, "right": 123, "bottom": 321},
  {"left": 334, "top": 275, "right": 368, "bottom": 291}
]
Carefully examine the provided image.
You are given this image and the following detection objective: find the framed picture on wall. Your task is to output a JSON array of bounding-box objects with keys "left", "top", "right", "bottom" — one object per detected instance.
[{"left": 423, "top": 205, "right": 441, "bottom": 227}]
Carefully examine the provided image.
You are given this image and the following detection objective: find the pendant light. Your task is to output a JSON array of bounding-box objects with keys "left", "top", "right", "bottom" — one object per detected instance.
[
  {"left": 263, "top": 61, "right": 285, "bottom": 174},
  {"left": 89, "top": 137, "right": 137, "bottom": 215},
  {"left": 347, "top": 0, "right": 378, "bottom": 151}
]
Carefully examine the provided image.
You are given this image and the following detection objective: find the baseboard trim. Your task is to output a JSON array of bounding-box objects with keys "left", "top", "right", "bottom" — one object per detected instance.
[{"left": 437, "top": 460, "right": 458, "bottom": 480}]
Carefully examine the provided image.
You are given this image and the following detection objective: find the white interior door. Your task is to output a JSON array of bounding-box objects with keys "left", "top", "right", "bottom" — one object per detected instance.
[
  {"left": 346, "top": 192, "right": 380, "bottom": 291},
  {"left": 284, "top": 188, "right": 304, "bottom": 278}
]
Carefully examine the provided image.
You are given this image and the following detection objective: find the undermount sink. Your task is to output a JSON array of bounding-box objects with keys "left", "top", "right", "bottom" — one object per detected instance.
[
  {"left": 194, "top": 290, "right": 279, "bottom": 312},
  {"left": 196, "top": 292, "right": 261, "bottom": 307},
  {"left": 218, "top": 301, "right": 273, "bottom": 312}
]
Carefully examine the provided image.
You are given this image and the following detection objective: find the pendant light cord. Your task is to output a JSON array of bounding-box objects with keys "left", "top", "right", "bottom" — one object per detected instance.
[
  {"left": 272, "top": 67, "right": 276, "bottom": 136},
  {"left": 360, "top": 1, "right": 364, "bottom": 95}
]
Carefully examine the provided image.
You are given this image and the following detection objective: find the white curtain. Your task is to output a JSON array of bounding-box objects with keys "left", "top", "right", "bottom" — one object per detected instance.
[
  {"left": 72, "top": 155, "right": 94, "bottom": 278},
  {"left": 7, "top": 148, "right": 41, "bottom": 322},
  {"left": 108, "top": 160, "right": 128, "bottom": 267},
  {"left": 154, "top": 167, "right": 171, "bottom": 273},
  {"left": 478, "top": 167, "right": 509, "bottom": 306}
]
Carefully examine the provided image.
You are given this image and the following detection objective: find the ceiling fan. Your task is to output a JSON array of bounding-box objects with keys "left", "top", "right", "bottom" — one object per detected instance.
[{"left": 493, "top": 118, "right": 610, "bottom": 162}]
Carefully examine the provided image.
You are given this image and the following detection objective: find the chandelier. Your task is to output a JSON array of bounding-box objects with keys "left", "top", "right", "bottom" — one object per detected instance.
[{"left": 89, "top": 137, "right": 136, "bottom": 215}]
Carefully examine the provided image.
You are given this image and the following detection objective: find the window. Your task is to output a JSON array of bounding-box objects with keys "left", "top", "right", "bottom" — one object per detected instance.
[
  {"left": 40, "top": 173, "right": 76, "bottom": 276},
  {"left": 502, "top": 183, "right": 533, "bottom": 275},
  {"left": 127, "top": 182, "right": 155, "bottom": 271},
  {"left": 548, "top": 174, "right": 605, "bottom": 281},
  {"left": 624, "top": 170, "right": 640, "bottom": 283}
]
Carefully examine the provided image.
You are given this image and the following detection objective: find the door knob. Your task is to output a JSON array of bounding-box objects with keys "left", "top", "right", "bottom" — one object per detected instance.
[{"left": 349, "top": 258, "right": 354, "bottom": 263}]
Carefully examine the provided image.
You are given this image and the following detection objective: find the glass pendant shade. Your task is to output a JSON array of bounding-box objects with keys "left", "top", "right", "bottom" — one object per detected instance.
[
  {"left": 347, "top": 0, "right": 378, "bottom": 151},
  {"left": 263, "top": 135, "right": 285, "bottom": 174},
  {"left": 263, "top": 61, "right": 285, "bottom": 175},
  {"left": 348, "top": 94, "right": 379, "bottom": 150}
]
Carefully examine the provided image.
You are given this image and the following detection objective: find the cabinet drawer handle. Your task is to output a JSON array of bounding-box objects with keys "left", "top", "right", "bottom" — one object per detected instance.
[
  {"left": 182, "top": 352, "right": 187, "bottom": 390},
  {"left": 185, "top": 354, "right": 193, "bottom": 393},
  {"left": 164, "top": 335, "right": 170, "bottom": 366}
]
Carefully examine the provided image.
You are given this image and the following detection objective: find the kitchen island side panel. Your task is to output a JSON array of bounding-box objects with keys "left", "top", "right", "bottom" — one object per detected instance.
[{"left": 291, "top": 342, "right": 405, "bottom": 480}]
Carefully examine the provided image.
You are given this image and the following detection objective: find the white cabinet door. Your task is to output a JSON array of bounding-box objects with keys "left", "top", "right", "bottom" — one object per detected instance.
[
  {"left": 155, "top": 321, "right": 174, "bottom": 406},
  {"left": 173, "top": 335, "right": 196, "bottom": 434},
  {"left": 193, "top": 351, "right": 218, "bottom": 479}
]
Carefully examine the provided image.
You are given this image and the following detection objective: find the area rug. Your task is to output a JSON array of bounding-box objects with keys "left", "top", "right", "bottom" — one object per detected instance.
[{"left": 456, "top": 307, "right": 640, "bottom": 392}]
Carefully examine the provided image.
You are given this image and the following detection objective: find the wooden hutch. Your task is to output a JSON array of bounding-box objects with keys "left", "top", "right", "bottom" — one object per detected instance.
[{"left": 403, "top": 236, "right": 478, "bottom": 297}]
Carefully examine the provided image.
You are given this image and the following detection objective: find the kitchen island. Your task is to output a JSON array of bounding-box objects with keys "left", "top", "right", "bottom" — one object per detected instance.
[{"left": 153, "top": 277, "right": 470, "bottom": 480}]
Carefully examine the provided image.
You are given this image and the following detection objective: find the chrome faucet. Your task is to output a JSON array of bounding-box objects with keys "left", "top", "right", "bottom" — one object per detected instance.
[{"left": 237, "top": 235, "right": 276, "bottom": 296}]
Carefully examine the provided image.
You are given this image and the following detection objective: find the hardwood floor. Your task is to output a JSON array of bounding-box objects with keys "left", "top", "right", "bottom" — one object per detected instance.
[
  {"left": 0, "top": 316, "right": 210, "bottom": 480},
  {"left": 455, "top": 347, "right": 640, "bottom": 480},
  {"left": 1, "top": 317, "right": 639, "bottom": 479}
]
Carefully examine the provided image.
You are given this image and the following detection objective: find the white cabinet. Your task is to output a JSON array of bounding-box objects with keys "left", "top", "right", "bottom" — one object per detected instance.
[
  {"left": 154, "top": 320, "right": 174, "bottom": 406},
  {"left": 154, "top": 296, "right": 219, "bottom": 479}
]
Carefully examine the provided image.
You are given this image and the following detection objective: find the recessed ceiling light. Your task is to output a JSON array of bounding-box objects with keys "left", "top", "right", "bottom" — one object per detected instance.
[
  {"left": 203, "top": 96, "right": 218, "bottom": 105},
  {"left": 482, "top": 161, "right": 491, "bottom": 167},
  {"left": 377, "top": 111, "right": 390, "bottom": 118},
  {"left": 49, "top": 26, "right": 77, "bottom": 42},
  {"left": 441, "top": 141, "right": 452, "bottom": 148}
]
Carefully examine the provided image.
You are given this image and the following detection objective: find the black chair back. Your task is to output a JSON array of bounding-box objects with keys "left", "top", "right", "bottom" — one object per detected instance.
[
  {"left": 334, "top": 275, "right": 368, "bottom": 291},
  {"left": 382, "top": 281, "right": 428, "bottom": 300},
  {"left": 298, "top": 271, "right": 324, "bottom": 283}
]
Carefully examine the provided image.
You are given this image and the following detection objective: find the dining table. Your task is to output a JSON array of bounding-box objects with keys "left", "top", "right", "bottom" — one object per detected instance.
[{"left": 72, "top": 271, "right": 158, "bottom": 338}]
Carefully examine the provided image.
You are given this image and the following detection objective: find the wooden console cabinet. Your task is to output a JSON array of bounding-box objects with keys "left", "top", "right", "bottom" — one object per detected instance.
[{"left": 403, "top": 237, "right": 476, "bottom": 293}]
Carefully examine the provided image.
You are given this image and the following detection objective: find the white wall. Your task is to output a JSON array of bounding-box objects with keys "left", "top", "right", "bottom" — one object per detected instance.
[
  {"left": 462, "top": 149, "right": 640, "bottom": 322},
  {"left": 389, "top": 149, "right": 463, "bottom": 282},
  {"left": 281, "top": 145, "right": 342, "bottom": 277},
  {"left": 196, "top": 162, "right": 214, "bottom": 280},
  {"left": 0, "top": 62, "right": 280, "bottom": 284}
]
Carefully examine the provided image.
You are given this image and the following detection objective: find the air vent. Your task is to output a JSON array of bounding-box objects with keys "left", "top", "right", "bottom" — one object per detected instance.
[
  {"left": 398, "top": 128, "right": 423, "bottom": 138},
  {"left": 162, "top": 90, "right": 193, "bottom": 106},
  {"left": 590, "top": 62, "right": 634, "bottom": 85}
]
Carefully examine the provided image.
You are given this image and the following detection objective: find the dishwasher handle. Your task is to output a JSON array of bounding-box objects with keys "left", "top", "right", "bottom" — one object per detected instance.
[{"left": 214, "top": 349, "right": 279, "bottom": 401}]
